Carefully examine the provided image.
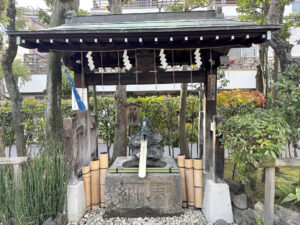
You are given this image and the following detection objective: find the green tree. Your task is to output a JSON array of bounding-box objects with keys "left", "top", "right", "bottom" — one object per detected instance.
[
  {"left": 0, "top": 59, "right": 31, "bottom": 84},
  {"left": 44, "top": 0, "right": 79, "bottom": 141},
  {"left": 275, "top": 66, "right": 300, "bottom": 157},
  {"left": 1, "top": 0, "right": 26, "bottom": 156}
]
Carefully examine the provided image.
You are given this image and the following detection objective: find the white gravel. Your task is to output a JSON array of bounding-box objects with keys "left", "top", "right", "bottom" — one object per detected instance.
[{"left": 76, "top": 208, "right": 213, "bottom": 225}]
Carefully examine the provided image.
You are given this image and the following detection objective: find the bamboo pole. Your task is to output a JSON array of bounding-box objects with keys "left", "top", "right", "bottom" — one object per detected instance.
[
  {"left": 99, "top": 153, "right": 109, "bottom": 208},
  {"left": 193, "top": 158, "right": 203, "bottom": 208},
  {"left": 82, "top": 165, "right": 91, "bottom": 211},
  {"left": 185, "top": 158, "right": 195, "bottom": 208},
  {"left": 178, "top": 155, "right": 188, "bottom": 208},
  {"left": 91, "top": 160, "right": 100, "bottom": 210}
]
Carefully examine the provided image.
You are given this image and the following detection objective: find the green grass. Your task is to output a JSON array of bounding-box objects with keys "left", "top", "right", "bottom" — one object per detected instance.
[
  {"left": 224, "top": 159, "right": 300, "bottom": 212},
  {"left": 0, "top": 139, "right": 69, "bottom": 225}
]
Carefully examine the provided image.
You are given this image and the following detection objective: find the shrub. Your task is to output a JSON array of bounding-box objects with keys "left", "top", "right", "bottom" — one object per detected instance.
[
  {"left": 217, "top": 89, "right": 266, "bottom": 118},
  {"left": 218, "top": 108, "right": 289, "bottom": 181},
  {"left": 275, "top": 65, "right": 300, "bottom": 150},
  {"left": 0, "top": 139, "right": 69, "bottom": 225}
]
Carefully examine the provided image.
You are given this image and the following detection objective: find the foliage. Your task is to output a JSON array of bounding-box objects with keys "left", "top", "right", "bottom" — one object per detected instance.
[
  {"left": 0, "top": 0, "right": 8, "bottom": 24},
  {"left": 276, "top": 173, "right": 300, "bottom": 208},
  {"left": 256, "top": 216, "right": 264, "bottom": 225},
  {"left": 218, "top": 108, "right": 289, "bottom": 181},
  {"left": 217, "top": 89, "right": 266, "bottom": 119},
  {"left": 0, "top": 91, "right": 273, "bottom": 153},
  {"left": 0, "top": 59, "right": 31, "bottom": 84},
  {"left": 0, "top": 98, "right": 73, "bottom": 151},
  {"left": 236, "top": 0, "right": 294, "bottom": 40},
  {"left": 165, "top": 0, "right": 211, "bottom": 11},
  {"left": 36, "top": 8, "right": 50, "bottom": 26},
  {"left": 97, "top": 97, "right": 115, "bottom": 153},
  {"left": 61, "top": 68, "right": 73, "bottom": 98},
  {"left": 0, "top": 139, "right": 69, "bottom": 224},
  {"left": 236, "top": 0, "right": 270, "bottom": 24},
  {"left": 217, "top": 69, "right": 229, "bottom": 90},
  {"left": 275, "top": 65, "right": 300, "bottom": 149},
  {"left": 78, "top": 8, "right": 90, "bottom": 16}
]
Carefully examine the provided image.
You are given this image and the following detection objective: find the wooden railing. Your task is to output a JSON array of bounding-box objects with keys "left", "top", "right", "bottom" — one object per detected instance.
[
  {"left": 0, "top": 157, "right": 28, "bottom": 186},
  {"left": 255, "top": 158, "right": 300, "bottom": 225}
]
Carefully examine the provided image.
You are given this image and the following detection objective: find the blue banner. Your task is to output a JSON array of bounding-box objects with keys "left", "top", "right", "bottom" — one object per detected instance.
[{"left": 65, "top": 68, "right": 86, "bottom": 111}]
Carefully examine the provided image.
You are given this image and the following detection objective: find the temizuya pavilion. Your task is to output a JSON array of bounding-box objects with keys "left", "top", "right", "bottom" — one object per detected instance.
[{"left": 8, "top": 9, "right": 279, "bottom": 223}]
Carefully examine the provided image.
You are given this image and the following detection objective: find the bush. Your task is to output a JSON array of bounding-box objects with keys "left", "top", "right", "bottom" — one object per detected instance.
[
  {"left": 0, "top": 139, "right": 69, "bottom": 224},
  {"left": 275, "top": 65, "right": 300, "bottom": 150},
  {"left": 217, "top": 89, "right": 266, "bottom": 119},
  {"left": 0, "top": 98, "right": 74, "bottom": 151},
  {"left": 218, "top": 108, "right": 289, "bottom": 181}
]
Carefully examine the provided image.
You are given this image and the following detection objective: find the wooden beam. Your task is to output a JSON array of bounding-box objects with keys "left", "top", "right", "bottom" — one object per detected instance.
[
  {"left": 275, "top": 158, "right": 300, "bottom": 167},
  {"left": 0, "top": 157, "right": 28, "bottom": 165},
  {"left": 255, "top": 158, "right": 300, "bottom": 168},
  {"left": 85, "top": 71, "right": 205, "bottom": 86},
  {"left": 32, "top": 37, "right": 254, "bottom": 53}
]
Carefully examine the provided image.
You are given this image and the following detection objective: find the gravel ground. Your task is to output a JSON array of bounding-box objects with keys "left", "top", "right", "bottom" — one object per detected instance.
[{"left": 76, "top": 208, "right": 212, "bottom": 225}]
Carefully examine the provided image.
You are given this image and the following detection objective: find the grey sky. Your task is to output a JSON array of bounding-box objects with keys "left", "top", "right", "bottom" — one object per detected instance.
[{"left": 17, "top": 0, "right": 93, "bottom": 11}]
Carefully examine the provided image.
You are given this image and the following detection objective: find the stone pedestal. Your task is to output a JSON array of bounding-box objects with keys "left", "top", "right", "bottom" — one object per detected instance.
[
  {"left": 67, "top": 180, "right": 86, "bottom": 223},
  {"left": 202, "top": 179, "right": 233, "bottom": 223},
  {"left": 104, "top": 156, "right": 183, "bottom": 217}
]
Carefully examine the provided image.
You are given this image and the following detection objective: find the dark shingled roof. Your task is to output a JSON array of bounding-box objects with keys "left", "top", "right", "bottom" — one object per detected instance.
[{"left": 7, "top": 10, "right": 280, "bottom": 52}]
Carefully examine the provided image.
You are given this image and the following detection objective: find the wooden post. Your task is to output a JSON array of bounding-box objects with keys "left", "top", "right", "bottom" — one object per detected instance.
[
  {"left": 63, "top": 118, "right": 77, "bottom": 184},
  {"left": 197, "top": 83, "right": 204, "bottom": 159},
  {"left": 203, "top": 70, "right": 217, "bottom": 173},
  {"left": 92, "top": 85, "right": 98, "bottom": 156},
  {"left": 211, "top": 115, "right": 224, "bottom": 182},
  {"left": 63, "top": 111, "right": 97, "bottom": 183},
  {"left": 264, "top": 167, "right": 275, "bottom": 225}
]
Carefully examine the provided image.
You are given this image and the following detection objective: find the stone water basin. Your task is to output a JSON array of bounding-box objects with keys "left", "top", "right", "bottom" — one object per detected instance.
[{"left": 104, "top": 156, "right": 183, "bottom": 217}]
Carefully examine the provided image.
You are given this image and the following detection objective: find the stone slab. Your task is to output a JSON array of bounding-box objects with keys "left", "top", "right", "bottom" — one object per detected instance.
[
  {"left": 104, "top": 156, "right": 183, "bottom": 217},
  {"left": 202, "top": 179, "right": 233, "bottom": 223},
  {"left": 67, "top": 180, "right": 86, "bottom": 223}
]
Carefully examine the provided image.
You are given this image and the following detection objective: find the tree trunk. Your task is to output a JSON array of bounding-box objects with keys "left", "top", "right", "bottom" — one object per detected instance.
[
  {"left": 258, "top": 44, "right": 269, "bottom": 97},
  {"left": 272, "top": 53, "right": 279, "bottom": 105},
  {"left": 112, "top": 85, "right": 127, "bottom": 162},
  {"left": 45, "top": 0, "right": 79, "bottom": 140},
  {"left": 109, "top": 0, "right": 122, "bottom": 14},
  {"left": 244, "top": 180, "right": 256, "bottom": 208},
  {"left": 0, "top": 81, "right": 5, "bottom": 157},
  {"left": 109, "top": 0, "right": 128, "bottom": 163},
  {"left": 179, "top": 83, "right": 190, "bottom": 157},
  {"left": 267, "top": 0, "right": 293, "bottom": 72},
  {"left": 1, "top": 0, "right": 26, "bottom": 156},
  {"left": 0, "top": 126, "right": 5, "bottom": 157},
  {"left": 256, "top": 65, "right": 264, "bottom": 93}
]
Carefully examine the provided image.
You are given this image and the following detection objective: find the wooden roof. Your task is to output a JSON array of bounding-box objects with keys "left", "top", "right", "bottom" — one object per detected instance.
[{"left": 7, "top": 10, "right": 280, "bottom": 53}]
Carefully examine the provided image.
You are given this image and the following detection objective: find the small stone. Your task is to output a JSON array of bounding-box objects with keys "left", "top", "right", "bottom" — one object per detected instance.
[
  {"left": 214, "top": 219, "right": 228, "bottom": 225},
  {"left": 43, "top": 217, "right": 55, "bottom": 225},
  {"left": 232, "top": 193, "right": 248, "bottom": 209},
  {"left": 54, "top": 213, "right": 64, "bottom": 225},
  {"left": 254, "top": 201, "right": 264, "bottom": 212}
]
